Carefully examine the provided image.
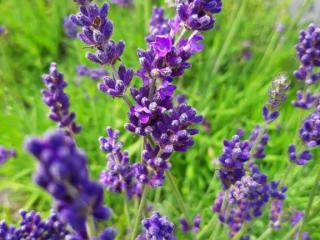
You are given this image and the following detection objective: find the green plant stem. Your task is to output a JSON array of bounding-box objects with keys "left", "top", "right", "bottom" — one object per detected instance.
[
  {"left": 85, "top": 215, "right": 95, "bottom": 239},
  {"left": 297, "top": 165, "right": 320, "bottom": 239},
  {"left": 256, "top": 227, "right": 273, "bottom": 240},
  {"left": 208, "top": 220, "right": 223, "bottom": 240},
  {"left": 231, "top": 223, "right": 249, "bottom": 240},
  {"left": 124, "top": 197, "right": 132, "bottom": 229},
  {"left": 197, "top": 216, "right": 216, "bottom": 240},
  {"left": 283, "top": 222, "right": 301, "bottom": 240},
  {"left": 131, "top": 186, "right": 149, "bottom": 240}
]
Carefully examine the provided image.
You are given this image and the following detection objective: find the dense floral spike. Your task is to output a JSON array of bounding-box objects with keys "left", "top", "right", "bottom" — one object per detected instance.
[
  {"left": 299, "top": 105, "right": 320, "bottom": 147},
  {"left": 268, "top": 181, "right": 287, "bottom": 229},
  {"left": 134, "top": 144, "right": 171, "bottom": 187},
  {"left": 41, "top": 63, "right": 81, "bottom": 135},
  {"left": 71, "top": 2, "right": 124, "bottom": 65},
  {"left": 77, "top": 65, "right": 108, "bottom": 81},
  {"left": 176, "top": 0, "right": 222, "bottom": 31},
  {"left": 136, "top": 212, "right": 176, "bottom": 240},
  {"left": 64, "top": 15, "right": 78, "bottom": 38},
  {"left": 218, "top": 134, "right": 251, "bottom": 189},
  {"left": 249, "top": 125, "right": 269, "bottom": 159},
  {"left": 25, "top": 130, "right": 112, "bottom": 238},
  {"left": 110, "top": 0, "right": 133, "bottom": 7},
  {"left": 263, "top": 74, "right": 289, "bottom": 122},
  {"left": 99, "top": 64, "right": 133, "bottom": 97},
  {"left": 288, "top": 144, "right": 312, "bottom": 165},
  {"left": 99, "top": 127, "right": 141, "bottom": 198},
  {"left": 0, "top": 210, "right": 70, "bottom": 239},
  {"left": 146, "top": 7, "right": 170, "bottom": 43},
  {"left": 0, "top": 145, "right": 16, "bottom": 164},
  {"left": 294, "top": 24, "right": 320, "bottom": 85}
]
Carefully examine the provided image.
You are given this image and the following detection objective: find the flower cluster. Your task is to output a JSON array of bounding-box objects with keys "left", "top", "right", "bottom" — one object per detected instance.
[
  {"left": 179, "top": 215, "right": 201, "bottom": 233},
  {"left": 0, "top": 145, "right": 16, "bottom": 164},
  {"left": 71, "top": 3, "right": 124, "bottom": 66},
  {"left": 0, "top": 210, "right": 70, "bottom": 239},
  {"left": 64, "top": 15, "right": 78, "bottom": 38},
  {"left": 218, "top": 133, "right": 251, "bottom": 189},
  {"left": 269, "top": 181, "right": 287, "bottom": 230},
  {"left": 99, "top": 127, "right": 141, "bottom": 198},
  {"left": 290, "top": 211, "right": 311, "bottom": 240},
  {"left": 263, "top": 74, "right": 289, "bottom": 122},
  {"left": 137, "top": 212, "right": 176, "bottom": 240},
  {"left": 146, "top": 7, "right": 170, "bottom": 43},
  {"left": 25, "top": 130, "right": 113, "bottom": 239},
  {"left": 177, "top": 0, "right": 222, "bottom": 31},
  {"left": 41, "top": 63, "right": 81, "bottom": 135},
  {"left": 77, "top": 65, "right": 108, "bottom": 81}
]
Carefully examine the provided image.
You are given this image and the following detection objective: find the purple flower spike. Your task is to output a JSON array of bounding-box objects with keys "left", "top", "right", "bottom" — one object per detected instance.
[
  {"left": 0, "top": 146, "right": 16, "bottom": 164},
  {"left": 25, "top": 130, "right": 112, "bottom": 238},
  {"left": 269, "top": 181, "right": 287, "bottom": 230},
  {"left": 99, "top": 64, "right": 133, "bottom": 97},
  {"left": 288, "top": 144, "right": 312, "bottom": 165},
  {"left": 41, "top": 63, "right": 81, "bottom": 135},
  {"left": 177, "top": 0, "right": 222, "bottom": 31},
  {"left": 110, "top": 0, "right": 133, "bottom": 7},
  {"left": 249, "top": 125, "right": 269, "bottom": 159},
  {"left": 99, "top": 127, "right": 141, "bottom": 198},
  {"left": 294, "top": 24, "right": 320, "bottom": 85},
  {"left": 146, "top": 7, "right": 171, "bottom": 43},
  {"left": 293, "top": 91, "right": 318, "bottom": 109},
  {"left": 299, "top": 106, "right": 320, "bottom": 147},
  {"left": 137, "top": 212, "right": 176, "bottom": 240}
]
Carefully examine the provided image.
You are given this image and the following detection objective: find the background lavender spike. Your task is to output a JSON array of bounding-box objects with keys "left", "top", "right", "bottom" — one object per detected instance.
[
  {"left": 77, "top": 65, "right": 108, "bottom": 81},
  {"left": 0, "top": 145, "right": 16, "bottom": 164},
  {"left": 110, "top": 0, "right": 133, "bottom": 7},
  {"left": 41, "top": 62, "right": 81, "bottom": 135},
  {"left": 64, "top": 15, "right": 78, "bottom": 38},
  {"left": 25, "top": 130, "right": 113, "bottom": 239}
]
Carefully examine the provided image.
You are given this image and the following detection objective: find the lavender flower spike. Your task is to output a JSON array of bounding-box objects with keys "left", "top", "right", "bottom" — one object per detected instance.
[
  {"left": 110, "top": 0, "right": 133, "bottom": 7},
  {"left": 64, "top": 15, "right": 78, "bottom": 38},
  {"left": 25, "top": 130, "right": 113, "bottom": 239},
  {"left": 146, "top": 7, "right": 170, "bottom": 43},
  {"left": 77, "top": 64, "right": 108, "bottom": 81},
  {"left": 41, "top": 62, "right": 81, "bottom": 135},
  {"left": 136, "top": 212, "right": 176, "bottom": 240},
  {"left": 299, "top": 105, "right": 320, "bottom": 147},
  {"left": 0, "top": 146, "right": 16, "bottom": 164}
]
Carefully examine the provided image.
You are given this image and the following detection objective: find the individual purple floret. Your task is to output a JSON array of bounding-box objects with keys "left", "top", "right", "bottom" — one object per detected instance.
[
  {"left": 71, "top": 2, "right": 124, "bottom": 66},
  {"left": 192, "top": 215, "right": 201, "bottom": 233},
  {"left": 146, "top": 7, "right": 170, "bottom": 43},
  {"left": 293, "top": 91, "right": 318, "bottom": 109},
  {"left": 41, "top": 63, "right": 81, "bottom": 135},
  {"left": 110, "top": 0, "right": 133, "bottom": 7},
  {"left": 0, "top": 146, "right": 16, "bottom": 164},
  {"left": 179, "top": 215, "right": 200, "bottom": 233},
  {"left": 136, "top": 212, "right": 176, "bottom": 240},
  {"left": 98, "top": 64, "right": 133, "bottom": 97},
  {"left": 262, "top": 74, "right": 289, "bottom": 122},
  {"left": 176, "top": 0, "right": 222, "bottom": 31},
  {"left": 64, "top": 15, "right": 78, "bottom": 38},
  {"left": 218, "top": 134, "right": 251, "bottom": 189},
  {"left": 299, "top": 105, "right": 320, "bottom": 147},
  {"left": 77, "top": 65, "right": 108, "bottom": 81},
  {"left": 99, "top": 127, "right": 141, "bottom": 198},
  {"left": 294, "top": 24, "right": 320, "bottom": 85},
  {"left": 0, "top": 210, "right": 70, "bottom": 239},
  {"left": 25, "top": 130, "right": 112, "bottom": 239},
  {"left": 288, "top": 144, "right": 312, "bottom": 165},
  {"left": 179, "top": 217, "right": 190, "bottom": 233},
  {"left": 249, "top": 125, "right": 269, "bottom": 159}
]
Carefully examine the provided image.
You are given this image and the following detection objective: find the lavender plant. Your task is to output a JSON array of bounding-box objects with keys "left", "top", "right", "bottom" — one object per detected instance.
[{"left": 0, "top": 145, "right": 16, "bottom": 164}]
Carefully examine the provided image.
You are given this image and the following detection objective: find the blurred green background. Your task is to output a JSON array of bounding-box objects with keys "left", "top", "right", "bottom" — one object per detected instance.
[{"left": 0, "top": 0, "right": 319, "bottom": 239}]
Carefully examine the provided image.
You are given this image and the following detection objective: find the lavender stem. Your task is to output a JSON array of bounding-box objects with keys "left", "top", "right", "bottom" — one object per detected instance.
[{"left": 85, "top": 215, "right": 96, "bottom": 239}]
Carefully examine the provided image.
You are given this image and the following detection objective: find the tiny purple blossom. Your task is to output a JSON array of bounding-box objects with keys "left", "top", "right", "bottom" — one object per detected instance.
[{"left": 0, "top": 146, "right": 16, "bottom": 164}]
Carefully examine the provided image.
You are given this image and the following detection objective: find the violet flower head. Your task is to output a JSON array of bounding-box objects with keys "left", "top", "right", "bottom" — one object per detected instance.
[
  {"left": 299, "top": 105, "right": 320, "bottom": 147},
  {"left": 77, "top": 65, "right": 108, "bottom": 81},
  {"left": 291, "top": 211, "right": 304, "bottom": 227},
  {"left": 110, "top": 0, "right": 133, "bottom": 7},
  {"left": 71, "top": 2, "right": 125, "bottom": 65},
  {"left": 177, "top": 0, "right": 222, "bottom": 31},
  {"left": 218, "top": 134, "right": 251, "bottom": 189},
  {"left": 294, "top": 23, "right": 320, "bottom": 85},
  {"left": 293, "top": 90, "right": 318, "bottom": 109},
  {"left": 0, "top": 146, "right": 16, "bottom": 164},
  {"left": 137, "top": 212, "right": 176, "bottom": 240},
  {"left": 41, "top": 63, "right": 81, "bottom": 135},
  {"left": 0, "top": 210, "right": 70, "bottom": 239},
  {"left": 268, "top": 181, "right": 287, "bottom": 230},
  {"left": 146, "top": 7, "right": 171, "bottom": 43},
  {"left": 288, "top": 144, "right": 312, "bottom": 165},
  {"left": 192, "top": 215, "right": 201, "bottom": 233},
  {"left": 64, "top": 15, "right": 78, "bottom": 38},
  {"left": 25, "top": 130, "right": 112, "bottom": 238},
  {"left": 179, "top": 217, "right": 190, "bottom": 233},
  {"left": 249, "top": 125, "right": 269, "bottom": 159},
  {"left": 99, "top": 64, "right": 133, "bottom": 97},
  {"left": 99, "top": 127, "right": 141, "bottom": 198},
  {"left": 263, "top": 74, "right": 289, "bottom": 122}
]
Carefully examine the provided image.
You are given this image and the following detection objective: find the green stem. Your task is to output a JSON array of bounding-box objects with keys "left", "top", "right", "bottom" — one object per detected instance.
[
  {"left": 283, "top": 222, "right": 301, "bottom": 240},
  {"left": 197, "top": 216, "right": 216, "bottom": 240},
  {"left": 231, "top": 223, "right": 249, "bottom": 240},
  {"left": 297, "top": 166, "right": 320, "bottom": 238},
  {"left": 85, "top": 215, "right": 96, "bottom": 239},
  {"left": 131, "top": 186, "right": 149, "bottom": 240},
  {"left": 124, "top": 197, "right": 132, "bottom": 229},
  {"left": 208, "top": 221, "right": 223, "bottom": 240},
  {"left": 256, "top": 227, "right": 273, "bottom": 240}
]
